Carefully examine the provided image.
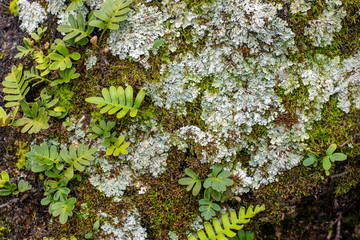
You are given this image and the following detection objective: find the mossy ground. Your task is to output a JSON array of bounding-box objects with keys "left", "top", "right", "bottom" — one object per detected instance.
[{"left": 1, "top": 0, "right": 360, "bottom": 239}]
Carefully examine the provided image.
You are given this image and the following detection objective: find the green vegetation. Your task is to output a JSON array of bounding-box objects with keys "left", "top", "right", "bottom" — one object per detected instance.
[
  {"left": 26, "top": 143, "right": 96, "bottom": 224},
  {"left": 188, "top": 205, "right": 265, "bottom": 240},
  {"left": 179, "top": 165, "right": 234, "bottom": 220},
  {"left": 89, "top": 0, "right": 132, "bottom": 42},
  {"left": 0, "top": 171, "right": 31, "bottom": 196},
  {"left": 85, "top": 86, "right": 146, "bottom": 118},
  {"left": 0, "top": 106, "right": 18, "bottom": 127},
  {"left": 228, "top": 230, "right": 254, "bottom": 240},
  {"left": 13, "top": 101, "right": 50, "bottom": 134},
  {"left": 303, "top": 143, "right": 347, "bottom": 175}
]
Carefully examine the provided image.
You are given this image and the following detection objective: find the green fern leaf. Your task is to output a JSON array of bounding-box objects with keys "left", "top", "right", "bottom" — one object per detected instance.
[
  {"left": 24, "top": 67, "right": 51, "bottom": 86},
  {"left": 0, "top": 106, "right": 18, "bottom": 126},
  {"left": 85, "top": 86, "right": 145, "bottom": 118},
  {"left": 66, "top": 0, "right": 85, "bottom": 12},
  {"left": 50, "top": 197, "right": 76, "bottom": 224},
  {"left": 106, "top": 135, "right": 130, "bottom": 156},
  {"left": 15, "top": 38, "right": 34, "bottom": 59},
  {"left": 51, "top": 68, "right": 80, "bottom": 86},
  {"left": 49, "top": 44, "right": 81, "bottom": 71},
  {"left": 25, "top": 143, "right": 61, "bottom": 173},
  {"left": 3, "top": 65, "right": 30, "bottom": 107},
  {"left": 13, "top": 101, "right": 50, "bottom": 134},
  {"left": 60, "top": 144, "right": 97, "bottom": 172},
  {"left": 188, "top": 205, "right": 265, "bottom": 240},
  {"left": 57, "top": 13, "right": 94, "bottom": 45},
  {"left": 89, "top": 0, "right": 132, "bottom": 31},
  {"left": 36, "top": 89, "right": 67, "bottom": 118}
]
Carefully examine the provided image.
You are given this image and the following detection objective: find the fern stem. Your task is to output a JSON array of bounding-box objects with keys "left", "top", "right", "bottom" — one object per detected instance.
[
  {"left": 98, "top": 27, "right": 108, "bottom": 45},
  {"left": 138, "top": 110, "right": 158, "bottom": 120}
]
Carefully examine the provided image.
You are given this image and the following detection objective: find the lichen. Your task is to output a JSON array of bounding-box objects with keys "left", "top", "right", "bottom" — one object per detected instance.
[{"left": 17, "top": 0, "right": 47, "bottom": 34}]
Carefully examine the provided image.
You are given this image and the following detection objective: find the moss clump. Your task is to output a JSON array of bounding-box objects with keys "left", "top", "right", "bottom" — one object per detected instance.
[
  {"left": 306, "top": 96, "right": 360, "bottom": 158},
  {"left": 131, "top": 148, "right": 199, "bottom": 239},
  {"left": 9, "top": 0, "right": 18, "bottom": 16}
]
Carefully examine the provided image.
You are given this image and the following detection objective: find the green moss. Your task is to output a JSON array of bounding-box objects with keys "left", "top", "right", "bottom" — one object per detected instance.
[
  {"left": 306, "top": 96, "right": 360, "bottom": 157},
  {"left": 15, "top": 140, "right": 29, "bottom": 170},
  {"left": 9, "top": 0, "right": 18, "bottom": 16},
  {"left": 51, "top": 85, "right": 75, "bottom": 115},
  {"left": 0, "top": 220, "right": 12, "bottom": 239},
  {"left": 131, "top": 148, "right": 199, "bottom": 239}
]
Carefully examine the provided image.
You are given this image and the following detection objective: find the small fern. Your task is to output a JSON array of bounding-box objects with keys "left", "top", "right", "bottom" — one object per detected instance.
[
  {"left": 106, "top": 135, "right": 130, "bottom": 156},
  {"left": 60, "top": 144, "right": 97, "bottom": 179},
  {"left": 188, "top": 205, "right": 265, "bottom": 240},
  {"left": 85, "top": 86, "right": 145, "bottom": 119},
  {"left": 15, "top": 38, "right": 34, "bottom": 59},
  {"left": 49, "top": 44, "right": 81, "bottom": 71},
  {"left": 0, "top": 106, "right": 18, "bottom": 127},
  {"left": 3, "top": 64, "right": 30, "bottom": 107},
  {"left": 13, "top": 101, "right": 50, "bottom": 134},
  {"left": 57, "top": 12, "right": 94, "bottom": 45},
  {"left": 89, "top": 0, "right": 132, "bottom": 42}
]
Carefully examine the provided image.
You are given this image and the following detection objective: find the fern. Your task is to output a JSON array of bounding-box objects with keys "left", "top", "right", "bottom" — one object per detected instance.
[
  {"left": 13, "top": 101, "right": 50, "bottom": 134},
  {"left": 49, "top": 44, "right": 81, "bottom": 71},
  {"left": 24, "top": 67, "right": 51, "bottom": 86},
  {"left": 15, "top": 38, "right": 34, "bottom": 59},
  {"left": 51, "top": 68, "right": 80, "bottom": 86},
  {"left": 34, "top": 51, "right": 51, "bottom": 76},
  {"left": 0, "top": 106, "right": 18, "bottom": 127},
  {"left": 188, "top": 205, "right": 265, "bottom": 240},
  {"left": 88, "top": 120, "right": 116, "bottom": 139},
  {"left": 85, "top": 86, "right": 146, "bottom": 118},
  {"left": 60, "top": 144, "right": 97, "bottom": 179},
  {"left": 89, "top": 0, "right": 132, "bottom": 41},
  {"left": 57, "top": 12, "right": 94, "bottom": 45},
  {"left": 36, "top": 89, "right": 67, "bottom": 118},
  {"left": 106, "top": 135, "right": 130, "bottom": 156},
  {"left": 25, "top": 143, "right": 61, "bottom": 172},
  {"left": 49, "top": 197, "right": 76, "bottom": 224},
  {"left": 66, "top": 0, "right": 86, "bottom": 12},
  {"left": 3, "top": 64, "right": 30, "bottom": 107}
]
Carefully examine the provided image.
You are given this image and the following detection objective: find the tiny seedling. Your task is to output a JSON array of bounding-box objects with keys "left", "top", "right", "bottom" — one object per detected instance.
[{"left": 303, "top": 144, "right": 347, "bottom": 175}]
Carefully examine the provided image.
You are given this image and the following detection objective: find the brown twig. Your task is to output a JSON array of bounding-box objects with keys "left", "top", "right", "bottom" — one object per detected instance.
[
  {"left": 330, "top": 170, "right": 349, "bottom": 180},
  {"left": 0, "top": 198, "right": 19, "bottom": 209},
  {"left": 339, "top": 138, "right": 351, "bottom": 148}
]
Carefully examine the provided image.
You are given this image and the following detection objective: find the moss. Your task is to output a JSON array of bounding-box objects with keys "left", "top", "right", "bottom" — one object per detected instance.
[
  {"left": 51, "top": 84, "right": 76, "bottom": 116},
  {"left": 48, "top": 178, "right": 122, "bottom": 239},
  {"left": 0, "top": 220, "right": 12, "bottom": 239},
  {"left": 130, "top": 148, "right": 200, "bottom": 239},
  {"left": 9, "top": 0, "right": 18, "bottom": 16},
  {"left": 305, "top": 96, "right": 360, "bottom": 158},
  {"left": 14, "top": 140, "right": 29, "bottom": 170}
]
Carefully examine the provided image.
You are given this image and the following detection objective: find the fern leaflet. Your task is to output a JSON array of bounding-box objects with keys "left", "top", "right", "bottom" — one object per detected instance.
[
  {"left": 3, "top": 65, "right": 30, "bottom": 107},
  {"left": 89, "top": 0, "right": 132, "bottom": 31},
  {"left": 13, "top": 101, "right": 50, "bottom": 134},
  {"left": 0, "top": 106, "right": 18, "bottom": 127},
  {"left": 85, "top": 86, "right": 145, "bottom": 118},
  {"left": 188, "top": 205, "right": 265, "bottom": 240}
]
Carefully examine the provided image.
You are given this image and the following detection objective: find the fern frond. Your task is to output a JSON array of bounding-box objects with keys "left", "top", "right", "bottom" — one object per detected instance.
[
  {"left": 3, "top": 65, "right": 30, "bottom": 107},
  {"left": 106, "top": 136, "right": 130, "bottom": 156},
  {"left": 85, "top": 86, "right": 145, "bottom": 118},
  {"left": 25, "top": 143, "right": 61, "bottom": 173},
  {"left": 89, "top": 0, "right": 132, "bottom": 31},
  {"left": 0, "top": 106, "right": 18, "bottom": 127},
  {"left": 57, "top": 12, "right": 94, "bottom": 45},
  {"left": 13, "top": 101, "right": 50, "bottom": 134},
  {"left": 60, "top": 144, "right": 97, "bottom": 173},
  {"left": 24, "top": 67, "right": 51, "bottom": 86},
  {"left": 189, "top": 205, "right": 265, "bottom": 240}
]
